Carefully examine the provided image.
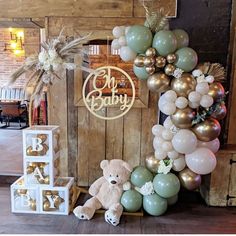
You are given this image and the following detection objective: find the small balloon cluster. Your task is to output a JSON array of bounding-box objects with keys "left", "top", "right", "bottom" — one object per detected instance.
[{"left": 120, "top": 166, "right": 180, "bottom": 216}]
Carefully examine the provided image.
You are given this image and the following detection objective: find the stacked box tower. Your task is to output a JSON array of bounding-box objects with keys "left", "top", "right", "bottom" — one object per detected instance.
[{"left": 11, "top": 126, "right": 76, "bottom": 215}]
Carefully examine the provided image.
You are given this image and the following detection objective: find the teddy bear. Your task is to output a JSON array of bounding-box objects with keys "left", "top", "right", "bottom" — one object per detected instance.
[{"left": 73, "top": 159, "right": 132, "bottom": 226}]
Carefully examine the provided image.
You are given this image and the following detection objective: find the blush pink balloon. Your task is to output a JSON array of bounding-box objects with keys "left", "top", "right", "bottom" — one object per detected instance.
[
  {"left": 197, "top": 138, "right": 220, "bottom": 153},
  {"left": 185, "top": 147, "right": 217, "bottom": 175}
]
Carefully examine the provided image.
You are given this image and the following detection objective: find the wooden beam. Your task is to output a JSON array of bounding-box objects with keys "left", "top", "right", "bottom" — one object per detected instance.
[{"left": 0, "top": 18, "right": 43, "bottom": 28}]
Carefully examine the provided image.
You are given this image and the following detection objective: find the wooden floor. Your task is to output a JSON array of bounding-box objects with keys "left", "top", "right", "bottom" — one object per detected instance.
[
  {"left": 1, "top": 185, "right": 236, "bottom": 234},
  {"left": 0, "top": 129, "right": 23, "bottom": 175}
]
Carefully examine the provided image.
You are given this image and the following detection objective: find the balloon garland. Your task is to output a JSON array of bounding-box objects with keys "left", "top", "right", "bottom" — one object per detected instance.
[{"left": 113, "top": 4, "right": 227, "bottom": 216}]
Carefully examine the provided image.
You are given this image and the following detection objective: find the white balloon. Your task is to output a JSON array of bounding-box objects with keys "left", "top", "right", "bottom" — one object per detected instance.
[
  {"left": 189, "top": 101, "right": 200, "bottom": 109},
  {"left": 154, "top": 149, "right": 167, "bottom": 160},
  {"left": 167, "top": 150, "right": 179, "bottom": 159},
  {"left": 153, "top": 136, "right": 164, "bottom": 149},
  {"left": 172, "top": 156, "right": 186, "bottom": 171},
  {"left": 120, "top": 46, "right": 137, "bottom": 62},
  {"left": 111, "top": 39, "right": 121, "bottom": 50},
  {"left": 188, "top": 91, "right": 201, "bottom": 103},
  {"left": 196, "top": 82, "right": 209, "bottom": 95},
  {"left": 162, "top": 141, "right": 173, "bottom": 152},
  {"left": 163, "top": 116, "right": 174, "bottom": 129},
  {"left": 112, "top": 26, "right": 125, "bottom": 38},
  {"left": 125, "top": 26, "right": 131, "bottom": 35},
  {"left": 152, "top": 124, "right": 165, "bottom": 136},
  {"left": 172, "top": 129, "right": 197, "bottom": 154},
  {"left": 200, "top": 95, "right": 214, "bottom": 108},
  {"left": 159, "top": 102, "right": 176, "bottom": 115},
  {"left": 185, "top": 147, "right": 217, "bottom": 175},
  {"left": 205, "top": 75, "right": 214, "bottom": 83},
  {"left": 158, "top": 94, "right": 167, "bottom": 106},
  {"left": 164, "top": 90, "right": 177, "bottom": 102},
  {"left": 175, "top": 97, "right": 188, "bottom": 109},
  {"left": 197, "top": 138, "right": 220, "bottom": 153},
  {"left": 162, "top": 129, "right": 174, "bottom": 140},
  {"left": 192, "top": 69, "right": 203, "bottom": 77},
  {"left": 118, "top": 36, "right": 127, "bottom": 46}
]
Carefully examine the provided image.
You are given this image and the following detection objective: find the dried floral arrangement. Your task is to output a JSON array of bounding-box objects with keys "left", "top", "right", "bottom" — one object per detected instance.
[{"left": 8, "top": 29, "right": 92, "bottom": 108}]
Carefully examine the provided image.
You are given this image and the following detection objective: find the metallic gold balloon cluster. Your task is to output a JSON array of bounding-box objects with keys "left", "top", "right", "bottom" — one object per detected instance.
[
  {"left": 26, "top": 134, "right": 49, "bottom": 156},
  {"left": 15, "top": 189, "right": 37, "bottom": 211},
  {"left": 26, "top": 162, "right": 50, "bottom": 184},
  {"left": 43, "top": 190, "right": 65, "bottom": 211}
]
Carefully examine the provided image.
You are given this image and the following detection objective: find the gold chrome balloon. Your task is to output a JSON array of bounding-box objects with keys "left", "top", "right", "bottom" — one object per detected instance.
[
  {"left": 208, "top": 82, "right": 225, "bottom": 101},
  {"left": 29, "top": 199, "right": 37, "bottom": 211},
  {"left": 145, "top": 153, "right": 160, "bottom": 173},
  {"left": 155, "top": 56, "right": 166, "bottom": 68},
  {"left": 43, "top": 200, "right": 51, "bottom": 211},
  {"left": 36, "top": 176, "right": 45, "bottom": 184},
  {"left": 53, "top": 195, "right": 64, "bottom": 208},
  {"left": 192, "top": 118, "right": 221, "bottom": 142},
  {"left": 44, "top": 190, "right": 52, "bottom": 195},
  {"left": 134, "top": 55, "right": 145, "bottom": 67},
  {"left": 16, "top": 189, "right": 27, "bottom": 195},
  {"left": 26, "top": 146, "right": 38, "bottom": 156},
  {"left": 171, "top": 107, "right": 196, "bottom": 129},
  {"left": 211, "top": 104, "right": 227, "bottom": 120},
  {"left": 164, "top": 64, "right": 176, "bottom": 76},
  {"left": 178, "top": 168, "right": 201, "bottom": 191},
  {"left": 166, "top": 54, "right": 177, "bottom": 64},
  {"left": 145, "top": 47, "right": 157, "bottom": 57},
  {"left": 37, "top": 134, "right": 47, "bottom": 142},
  {"left": 147, "top": 72, "right": 170, "bottom": 93},
  {"left": 51, "top": 190, "right": 59, "bottom": 195},
  {"left": 145, "top": 66, "right": 156, "bottom": 75},
  {"left": 144, "top": 57, "right": 155, "bottom": 67},
  {"left": 171, "top": 73, "right": 197, "bottom": 97},
  {"left": 44, "top": 176, "right": 50, "bottom": 185}
]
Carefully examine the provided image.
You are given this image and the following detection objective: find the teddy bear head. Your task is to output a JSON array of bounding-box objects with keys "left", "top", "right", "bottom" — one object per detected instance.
[{"left": 100, "top": 159, "right": 132, "bottom": 186}]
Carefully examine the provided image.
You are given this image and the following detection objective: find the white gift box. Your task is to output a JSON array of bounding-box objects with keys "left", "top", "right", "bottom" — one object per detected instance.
[
  {"left": 23, "top": 125, "right": 60, "bottom": 160},
  {"left": 11, "top": 176, "right": 40, "bottom": 214},
  {"left": 39, "top": 177, "right": 74, "bottom": 215}
]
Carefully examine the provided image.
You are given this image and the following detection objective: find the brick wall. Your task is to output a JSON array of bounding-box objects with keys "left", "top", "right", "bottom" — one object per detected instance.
[{"left": 0, "top": 28, "right": 40, "bottom": 88}]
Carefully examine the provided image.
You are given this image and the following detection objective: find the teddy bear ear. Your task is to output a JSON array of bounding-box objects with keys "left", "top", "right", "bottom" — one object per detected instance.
[
  {"left": 100, "top": 160, "right": 109, "bottom": 170},
  {"left": 123, "top": 162, "right": 133, "bottom": 172}
]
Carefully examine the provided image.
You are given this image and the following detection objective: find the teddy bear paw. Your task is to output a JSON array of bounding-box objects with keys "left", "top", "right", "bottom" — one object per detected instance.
[
  {"left": 105, "top": 209, "right": 120, "bottom": 226},
  {"left": 73, "top": 206, "right": 93, "bottom": 220}
]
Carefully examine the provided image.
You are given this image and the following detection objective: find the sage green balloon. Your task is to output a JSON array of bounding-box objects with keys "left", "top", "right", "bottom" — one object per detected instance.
[
  {"left": 133, "top": 64, "right": 149, "bottom": 80},
  {"left": 153, "top": 173, "right": 180, "bottom": 198},
  {"left": 152, "top": 30, "right": 177, "bottom": 56},
  {"left": 173, "top": 29, "right": 189, "bottom": 49},
  {"left": 121, "top": 190, "right": 143, "bottom": 212},
  {"left": 131, "top": 166, "right": 153, "bottom": 188},
  {"left": 167, "top": 194, "right": 178, "bottom": 206},
  {"left": 126, "top": 25, "right": 153, "bottom": 53},
  {"left": 143, "top": 193, "right": 168, "bottom": 216},
  {"left": 174, "top": 47, "right": 198, "bottom": 72}
]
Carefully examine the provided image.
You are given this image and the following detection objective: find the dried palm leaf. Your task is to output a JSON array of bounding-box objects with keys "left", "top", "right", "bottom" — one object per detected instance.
[{"left": 208, "top": 63, "right": 226, "bottom": 82}]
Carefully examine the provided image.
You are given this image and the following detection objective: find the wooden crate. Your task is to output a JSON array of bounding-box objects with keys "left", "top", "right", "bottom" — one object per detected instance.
[{"left": 200, "top": 145, "right": 236, "bottom": 206}]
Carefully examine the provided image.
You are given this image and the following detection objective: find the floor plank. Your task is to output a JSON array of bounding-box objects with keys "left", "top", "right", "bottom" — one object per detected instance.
[{"left": 1, "top": 186, "right": 236, "bottom": 234}]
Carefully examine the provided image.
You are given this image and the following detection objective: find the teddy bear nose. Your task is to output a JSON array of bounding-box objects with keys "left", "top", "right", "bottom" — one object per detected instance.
[{"left": 111, "top": 180, "right": 117, "bottom": 184}]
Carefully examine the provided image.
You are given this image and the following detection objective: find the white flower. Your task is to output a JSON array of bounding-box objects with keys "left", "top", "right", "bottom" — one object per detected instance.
[
  {"left": 173, "top": 68, "right": 184, "bottom": 79},
  {"left": 38, "top": 51, "right": 48, "bottom": 64},
  {"left": 192, "top": 69, "right": 203, "bottom": 77},
  {"left": 205, "top": 75, "right": 215, "bottom": 83},
  {"left": 135, "top": 181, "right": 154, "bottom": 196},
  {"left": 197, "top": 74, "right": 206, "bottom": 83},
  {"left": 158, "top": 159, "right": 173, "bottom": 174},
  {"left": 48, "top": 49, "right": 58, "bottom": 61}
]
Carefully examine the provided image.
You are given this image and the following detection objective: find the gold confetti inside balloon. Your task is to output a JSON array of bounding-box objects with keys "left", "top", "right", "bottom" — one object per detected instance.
[
  {"left": 171, "top": 107, "right": 196, "bottom": 129},
  {"left": 192, "top": 118, "right": 221, "bottom": 142},
  {"left": 171, "top": 73, "right": 197, "bottom": 97},
  {"left": 166, "top": 54, "right": 177, "bottom": 64},
  {"left": 178, "top": 168, "right": 201, "bottom": 191},
  {"left": 208, "top": 82, "right": 225, "bottom": 101},
  {"left": 145, "top": 153, "right": 160, "bottom": 173},
  {"left": 147, "top": 72, "right": 170, "bottom": 93}
]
